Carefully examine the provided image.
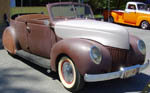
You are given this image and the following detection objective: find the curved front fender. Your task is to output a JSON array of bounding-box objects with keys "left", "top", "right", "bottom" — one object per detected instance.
[
  {"left": 136, "top": 16, "right": 150, "bottom": 26},
  {"left": 50, "top": 38, "right": 112, "bottom": 75},
  {"left": 126, "top": 35, "right": 145, "bottom": 66}
]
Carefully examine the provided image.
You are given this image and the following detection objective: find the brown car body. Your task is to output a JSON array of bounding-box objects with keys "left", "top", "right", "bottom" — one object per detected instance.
[{"left": 2, "top": 2, "right": 149, "bottom": 92}]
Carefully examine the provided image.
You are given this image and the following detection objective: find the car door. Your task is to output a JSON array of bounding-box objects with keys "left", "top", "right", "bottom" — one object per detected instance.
[
  {"left": 15, "top": 20, "right": 29, "bottom": 52},
  {"left": 124, "top": 4, "right": 137, "bottom": 24},
  {"left": 26, "top": 20, "right": 56, "bottom": 58}
]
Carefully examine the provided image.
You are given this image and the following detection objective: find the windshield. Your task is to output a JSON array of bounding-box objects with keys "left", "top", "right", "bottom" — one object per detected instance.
[
  {"left": 137, "top": 4, "right": 147, "bottom": 10},
  {"left": 50, "top": 3, "right": 94, "bottom": 21}
]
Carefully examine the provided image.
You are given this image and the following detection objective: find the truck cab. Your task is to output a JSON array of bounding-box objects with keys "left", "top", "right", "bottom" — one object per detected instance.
[
  {"left": 125, "top": 2, "right": 147, "bottom": 12},
  {"left": 104, "top": 2, "right": 150, "bottom": 29}
]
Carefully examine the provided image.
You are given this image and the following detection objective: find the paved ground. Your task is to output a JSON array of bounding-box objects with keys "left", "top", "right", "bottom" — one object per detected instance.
[{"left": 0, "top": 25, "right": 150, "bottom": 93}]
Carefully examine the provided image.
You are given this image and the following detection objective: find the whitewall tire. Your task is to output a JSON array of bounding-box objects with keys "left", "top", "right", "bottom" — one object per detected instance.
[{"left": 58, "top": 56, "right": 84, "bottom": 92}]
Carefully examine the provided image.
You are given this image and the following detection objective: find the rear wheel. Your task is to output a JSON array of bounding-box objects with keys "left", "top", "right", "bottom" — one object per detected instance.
[
  {"left": 58, "top": 56, "right": 84, "bottom": 92},
  {"left": 108, "top": 16, "right": 114, "bottom": 23},
  {"left": 7, "top": 50, "right": 17, "bottom": 58},
  {"left": 140, "top": 21, "right": 149, "bottom": 29}
]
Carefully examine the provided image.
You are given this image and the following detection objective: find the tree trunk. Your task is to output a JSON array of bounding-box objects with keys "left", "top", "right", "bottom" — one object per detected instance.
[{"left": 116, "top": 0, "right": 121, "bottom": 9}]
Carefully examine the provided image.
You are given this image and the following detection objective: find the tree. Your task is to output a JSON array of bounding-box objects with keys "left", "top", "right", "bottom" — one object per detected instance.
[{"left": 87, "top": 0, "right": 147, "bottom": 14}]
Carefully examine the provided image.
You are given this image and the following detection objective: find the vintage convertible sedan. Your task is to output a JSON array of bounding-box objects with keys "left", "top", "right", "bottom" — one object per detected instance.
[{"left": 2, "top": 2, "right": 149, "bottom": 92}]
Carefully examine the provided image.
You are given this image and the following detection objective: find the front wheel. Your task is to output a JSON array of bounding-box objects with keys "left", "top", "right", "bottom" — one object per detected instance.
[
  {"left": 140, "top": 21, "right": 149, "bottom": 29},
  {"left": 58, "top": 56, "right": 84, "bottom": 92}
]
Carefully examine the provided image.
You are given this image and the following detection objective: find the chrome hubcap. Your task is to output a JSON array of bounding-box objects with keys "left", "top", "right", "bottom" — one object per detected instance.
[
  {"left": 142, "top": 22, "right": 148, "bottom": 29},
  {"left": 62, "top": 62, "right": 74, "bottom": 83}
]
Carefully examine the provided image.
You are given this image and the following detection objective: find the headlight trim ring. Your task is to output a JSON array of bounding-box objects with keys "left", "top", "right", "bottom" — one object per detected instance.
[
  {"left": 90, "top": 46, "right": 102, "bottom": 65},
  {"left": 137, "top": 40, "right": 146, "bottom": 55}
]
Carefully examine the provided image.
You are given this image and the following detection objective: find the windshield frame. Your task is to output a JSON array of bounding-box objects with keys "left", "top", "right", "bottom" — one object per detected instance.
[{"left": 47, "top": 2, "right": 94, "bottom": 23}]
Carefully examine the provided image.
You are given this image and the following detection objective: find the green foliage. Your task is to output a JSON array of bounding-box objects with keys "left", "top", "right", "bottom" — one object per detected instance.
[
  {"left": 88, "top": 0, "right": 107, "bottom": 9},
  {"left": 10, "top": 7, "right": 48, "bottom": 17},
  {"left": 87, "top": 0, "right": 147, "bottom": 14},
  {"left": 12, "top": 0, "right": 148, "bottom": 16},
  {"left": 94, "top": 14, "right": 103, "bottom": 18}
]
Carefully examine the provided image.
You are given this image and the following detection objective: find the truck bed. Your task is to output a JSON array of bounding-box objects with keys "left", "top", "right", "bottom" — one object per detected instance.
[{"left": 103, "top": 10, "right": 124, "bottom": 21}]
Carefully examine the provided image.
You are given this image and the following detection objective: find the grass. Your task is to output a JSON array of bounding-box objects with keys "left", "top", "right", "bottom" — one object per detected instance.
[
  {"left": 94, "top": 14, "right": 104, "bottom": 19},
  {"left": 10, "top": 7, "right": 48, "bottom": 17}
]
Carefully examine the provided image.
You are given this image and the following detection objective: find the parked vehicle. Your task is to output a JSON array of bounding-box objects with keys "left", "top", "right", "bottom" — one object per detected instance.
[
  {"left": 2, "top": 2, "right": 149, "bottom": 92},
  {"left": 104, "top": 2, "right": 150, "bottom": 29}
]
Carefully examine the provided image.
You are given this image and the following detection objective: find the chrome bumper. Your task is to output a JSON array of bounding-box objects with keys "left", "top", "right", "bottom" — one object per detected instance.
[{"left": 84, "top": 61, "right": 150, "bottom": 82}]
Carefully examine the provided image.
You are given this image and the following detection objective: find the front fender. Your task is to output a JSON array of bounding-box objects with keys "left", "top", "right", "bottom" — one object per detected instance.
[
  {"left": 136, "top": 16, "right": 150, "bottom": 26},
  {"left": 126, "top": 35, "right": 145, "bottom": 66},
  {"left": 50, "top": 38, "right": 112, "bottom": 75}
]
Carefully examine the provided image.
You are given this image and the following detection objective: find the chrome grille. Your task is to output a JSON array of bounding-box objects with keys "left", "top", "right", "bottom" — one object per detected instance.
[{"left": 107, "top": 47, "right": 128, "bottom": 71}]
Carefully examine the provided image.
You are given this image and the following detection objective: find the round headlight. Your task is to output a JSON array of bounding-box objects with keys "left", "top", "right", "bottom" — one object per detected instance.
[
  {"left": 137, "top": 40, "right": 146, "bottom": 55},
  {"left": 90, "top": 46, "right": 102, "bottom": 64}
]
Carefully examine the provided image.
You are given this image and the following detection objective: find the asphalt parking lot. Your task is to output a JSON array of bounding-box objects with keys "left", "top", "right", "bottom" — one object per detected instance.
[{"left": 0, "top": 24, "right": 150, "bottom": 93}]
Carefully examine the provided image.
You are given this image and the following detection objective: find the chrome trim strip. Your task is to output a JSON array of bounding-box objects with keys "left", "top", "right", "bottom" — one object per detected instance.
[{"left": 84, "top": 61, "right": 149, "bottom": 82}]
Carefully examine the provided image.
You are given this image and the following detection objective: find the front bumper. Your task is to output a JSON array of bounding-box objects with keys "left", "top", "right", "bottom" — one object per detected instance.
[{"left": 84, "top": 61, "right": 150, "bottom": 82}]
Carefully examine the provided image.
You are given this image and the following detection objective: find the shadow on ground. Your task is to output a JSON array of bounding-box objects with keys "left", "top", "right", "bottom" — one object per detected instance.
[
  {"left": 78, "top": 73, "right": 150, "bottom": 93},
  {"left": 12, "top": 54, "right": 150, "bottom": 93},
  {"left": 0, "top": 53, "right": 59, "bottom": 93},
  {"left": 0, "top": 66, "right": 44, "bottom": 93},
  {"left": 11, "top": 54, "right": 58, "bottom": 79}
]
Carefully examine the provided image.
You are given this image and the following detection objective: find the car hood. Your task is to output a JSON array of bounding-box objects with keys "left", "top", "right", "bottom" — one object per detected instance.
[{"left": 54, "top": 20, "right": 129, "bottom": 49}]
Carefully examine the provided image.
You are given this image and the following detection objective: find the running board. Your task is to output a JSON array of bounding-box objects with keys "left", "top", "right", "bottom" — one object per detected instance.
[{"left": 16, "top": 50, "right": 51, "bottom": 69}]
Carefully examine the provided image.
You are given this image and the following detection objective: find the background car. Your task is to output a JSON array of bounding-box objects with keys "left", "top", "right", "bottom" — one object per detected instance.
[{"left": 104, "top": 2, "right": 150, "bottom": 29}]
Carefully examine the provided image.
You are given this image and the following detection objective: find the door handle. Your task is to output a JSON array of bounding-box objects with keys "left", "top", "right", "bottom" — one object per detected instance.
[{"left": 26, "top": 26, "right": 31, "bottom": 33}]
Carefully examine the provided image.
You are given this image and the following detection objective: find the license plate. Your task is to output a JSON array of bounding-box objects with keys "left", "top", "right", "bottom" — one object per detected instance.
[{"left": 123, "top": 68, "right": 138, "bottom": 78}]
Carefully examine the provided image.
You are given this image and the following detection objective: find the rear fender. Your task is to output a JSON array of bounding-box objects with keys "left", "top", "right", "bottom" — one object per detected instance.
[
  {"left": 111, "top": 12, "right": 118, "bottom": 22},
  {"left": 2, "top": 26, "right": 21, "bottom": 54}
]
